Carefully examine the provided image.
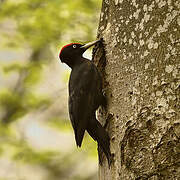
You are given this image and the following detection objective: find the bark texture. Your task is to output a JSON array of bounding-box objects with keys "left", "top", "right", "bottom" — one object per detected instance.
[{"left": 93, "top": 0, "right": 180, "bottom": 179}]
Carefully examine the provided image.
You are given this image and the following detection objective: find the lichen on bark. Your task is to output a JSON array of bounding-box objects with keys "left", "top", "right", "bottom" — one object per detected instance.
[{"left": 93, "top": 0, "right": 180, "bottom": 179}]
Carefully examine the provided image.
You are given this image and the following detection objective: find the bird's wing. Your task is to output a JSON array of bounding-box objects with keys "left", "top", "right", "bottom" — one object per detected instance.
[
  {"left": 68, "top": 63, "right": 100, "bottom": 147},
  {"left": 69, "top": 89, "right": 91, "bottom": 147}
]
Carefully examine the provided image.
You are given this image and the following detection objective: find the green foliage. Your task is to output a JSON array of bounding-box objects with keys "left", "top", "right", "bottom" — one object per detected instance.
[
  {"left": 62, "top": 70, "right": 70, "bottom": 83},
  {"left": 23, "top": 62, "right": 43, "bottom": 86},
  {"left": 13, "top": 144, "right": 58, "bottom": 165},
  {"left": 48, "top": 117, "right": 72, "bottom": 132},
  {"left": 83, "top": 135, "right": 98, "bottom": 158},
  {"left": 0, "top": 0, "right": 101, "bottom": 179},
  {"left": 0, "top": 88, "right": 50, "bottom": 123},
  {"left": 0, "top": 89, "right": 27, "bottom": 123},
  {"left": 3, "top": 63, "right": 24, "bottom": 74},
  {"left": 0, "top": 0, "right": 101, "bottom": 50},
  {"left": 3, "top": 61, "right": 43, "bottom": 85},
  {"left": 25, "top": 92, "right": 50, "bottom": 109},
  {"left": 0, "top": 122, "right": 13, "bottom": 136}
]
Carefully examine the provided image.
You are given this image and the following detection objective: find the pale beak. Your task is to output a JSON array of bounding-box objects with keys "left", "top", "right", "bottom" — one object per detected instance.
[{"left": 80, "top": 40, "right": 100, "bottom": 50}]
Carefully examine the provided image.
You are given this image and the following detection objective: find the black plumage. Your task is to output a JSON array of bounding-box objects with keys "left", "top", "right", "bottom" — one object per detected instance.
[{"left": 59, "top": 40, "right": 112, "bottom": 166}]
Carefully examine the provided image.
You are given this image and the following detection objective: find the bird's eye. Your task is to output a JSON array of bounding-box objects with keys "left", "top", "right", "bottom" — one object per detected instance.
[{"left": 73, "top": 45, "right": 77, "bottom": 48}]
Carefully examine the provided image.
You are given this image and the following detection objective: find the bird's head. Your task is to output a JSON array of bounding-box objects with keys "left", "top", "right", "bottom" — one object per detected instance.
[{"left": 59, "top": 40, "right": 100, "bottom": 67}]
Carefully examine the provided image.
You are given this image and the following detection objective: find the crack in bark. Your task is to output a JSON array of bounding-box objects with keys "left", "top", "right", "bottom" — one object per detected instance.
[{"left": 135, "top": 161, "right": 180, "bottom": 180}]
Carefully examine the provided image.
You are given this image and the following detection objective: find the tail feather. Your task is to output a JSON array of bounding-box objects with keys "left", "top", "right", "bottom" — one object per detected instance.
[
  {"left": 75, "top": 128, "right": 85, "bottom": 147},
  {"left": 87, "top": 117, "right": 112, "bottom": 166}
]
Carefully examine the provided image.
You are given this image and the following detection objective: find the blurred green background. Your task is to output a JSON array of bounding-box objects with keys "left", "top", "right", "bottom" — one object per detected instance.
[{"left": 0, "top": 0, "right": 101, "bottom": 179}]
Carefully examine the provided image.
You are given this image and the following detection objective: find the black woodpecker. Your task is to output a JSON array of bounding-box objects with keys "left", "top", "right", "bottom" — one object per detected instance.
[{"left": 59, "top": 40, "right": 112, "bottom": 166}]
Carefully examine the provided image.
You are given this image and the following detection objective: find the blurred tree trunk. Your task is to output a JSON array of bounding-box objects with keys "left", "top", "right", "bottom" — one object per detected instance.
[{"left": 93, "top": 0, "right": 180, "bottom": 179}]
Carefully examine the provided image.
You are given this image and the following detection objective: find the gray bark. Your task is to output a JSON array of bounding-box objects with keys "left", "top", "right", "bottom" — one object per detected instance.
[{"left": 93, "top": 0, "right": 180, "bottom": 179}]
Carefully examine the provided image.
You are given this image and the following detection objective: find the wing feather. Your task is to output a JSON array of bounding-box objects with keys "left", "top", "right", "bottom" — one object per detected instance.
[{"left": 68, "top": 62, "right": 101, "bottom": 147}]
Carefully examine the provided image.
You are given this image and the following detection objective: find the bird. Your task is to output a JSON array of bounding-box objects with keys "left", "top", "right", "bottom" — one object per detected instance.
[{"left": 59, "top": 40, "right": 112, "bottom": 166}]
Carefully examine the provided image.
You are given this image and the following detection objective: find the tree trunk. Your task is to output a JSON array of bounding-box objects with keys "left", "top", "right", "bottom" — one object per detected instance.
[{"left": 93, "top": 0, "right": 180, "bottom": 179}]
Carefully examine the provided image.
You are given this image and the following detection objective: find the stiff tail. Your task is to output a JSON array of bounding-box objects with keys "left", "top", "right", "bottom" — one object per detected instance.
[
  {"left": 75, "top": 130, "right": 85, "bottom": 147},
  {"left": 86, "top": 117, "right": 112, "bottom": 167}
]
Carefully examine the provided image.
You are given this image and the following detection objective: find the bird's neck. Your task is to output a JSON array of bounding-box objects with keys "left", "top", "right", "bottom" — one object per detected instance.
[{"left": 69, "top": 57, "right": 89, "bottom": 69}]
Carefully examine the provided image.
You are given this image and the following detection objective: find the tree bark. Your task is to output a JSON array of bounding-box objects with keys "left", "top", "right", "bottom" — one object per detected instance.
[{"left": 93, "top": 0, "right": 180, "bottom": 179}]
